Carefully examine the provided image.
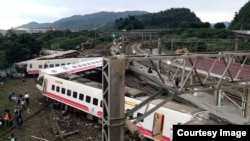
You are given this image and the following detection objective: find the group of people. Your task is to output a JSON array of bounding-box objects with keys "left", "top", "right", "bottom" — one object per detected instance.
[
  {"left": 8, "top": 91, "right": 30, "bottom": 110},
  {"left": 0, "top": 91, "right": 31, "bottom": 140},
  {"left": 2, "top": 133, "right": 16, "bottom": 141},
  {"left": 0, "top": 108, "right": 19, "bottom": 140}
]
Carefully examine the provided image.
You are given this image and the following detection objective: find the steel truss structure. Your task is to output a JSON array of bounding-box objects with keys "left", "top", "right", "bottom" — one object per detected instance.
[{"left": 102, "top": 52, "right": 250, "bottom": 141}]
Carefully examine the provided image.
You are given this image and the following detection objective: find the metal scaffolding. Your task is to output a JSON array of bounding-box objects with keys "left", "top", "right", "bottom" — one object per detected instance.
[{"left": 102, "top": 52, "right": 250, "bottom": 141}]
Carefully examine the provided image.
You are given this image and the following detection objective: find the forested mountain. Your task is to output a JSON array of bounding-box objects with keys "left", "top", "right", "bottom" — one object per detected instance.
[
  {"left": 17, "top": 11, "right": 148, "bottom": 31},
  {"left": 17, "top": 8, "right": 207, "bottom": 31},
  {"left": 138, "top": 8, "right": 202, "bottom": 29},
  {"left": 18, "top": 8, "right": 230, "bottom": 31},
  {"left": 17, "top": 22, "right": 51, "bottom": 29},
  {"left": 229, "top": 1, "right": 250, "bottom": 30},
  {"left": 106, "top": 8, "right": 208, "bottom": 31},
  {"left": 17, "top": 1, "right": 250, "bottom": 31}
]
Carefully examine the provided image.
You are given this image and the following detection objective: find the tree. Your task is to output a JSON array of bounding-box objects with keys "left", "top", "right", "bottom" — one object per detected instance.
[
  {"left": 115, "top": 16, "right": 144, "bottom": 30},
  {"left": 179, "top": 22, "right": 190, "bottom": 28},
  {"left": 0, "top": 50, "right": 7, "bottom": 68},
  {"left": 229, "top": 1, "right": 250, "bottom": 30},
  {"left": 18, "top": 33, "right": 42, "bottom": 56},
  {"left": 214, "top": 22, "right": 226, "bottom": 29},
  {"left": 4, "top": 41, "right": 31, "bottom": 65},
  {"left": 202, "top": 22, "right": 211, "bottom": 28}
]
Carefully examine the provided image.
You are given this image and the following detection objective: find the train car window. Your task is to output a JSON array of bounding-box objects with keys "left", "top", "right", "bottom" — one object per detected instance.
[
  {"left": 55, "top": 64, "right": 59, "bottom": 67},
  {"left": 62, "top": 66, "right": 68, "bottom": 70},
  {"left": 78, "top": 65, "right": 82, "bottom": 67},
  {"left": 72, "top": 66, "right": 77, "bottom": 68},
  {"left": 61, "top": 63, "right": 65, "bottom": 66},
  {"left": 86, "top": 96, "right": 91, "bottom": 103},
  {"left": 37, "top": 76, "right": 44, "bottom": 86},
  {"left": 67, "top": 90, "right": 71, "bottom": 96},
  {"left": 67, "top": 63, "right": 71, "bottom": 65},
  {"left": 61, "top": 88, "right": 65, "bottom": 94},
  {"left": 56, "top": 86, "right": 60, "bottom": 92},
  {"left": 136, "top": 113, "right": 144, "bottom": 122},
  {"left": 83, "top": 64, "right": 87, "bottom": 66},
  {"left": 29, "top": 64, "right": 32, "bottom": 68},
  {"left": 93, "top": 98, "right": 98, "bottom": 106},
  {"left": 49, "top": 64, "right": 54, "bottom": 68},
  {"left": 73, "top": 91, "right": 77, "bottom": 98},
  {"left": 52, "top": 85, "right": 55, "bottom": 91},
  {"left": 126, "top": 109, "right": 133, "bottom": 120},
  {"left": 87, "top": 63, "right": 91, "bottom": 65},
  {"left": 100, "top": 100, "right": 102, "bottom": 107},
  {"left": 39, "top": 65, "right": 42, "bottom": 69},
  {"left": 52, "top": 70, "right": 57, "bottom": 73},
  {"left": 44, "top": 64, "right": 48, "bottom": 68},
  {"left": 79, "top": 93, "right": 84, "bottom": 101}
]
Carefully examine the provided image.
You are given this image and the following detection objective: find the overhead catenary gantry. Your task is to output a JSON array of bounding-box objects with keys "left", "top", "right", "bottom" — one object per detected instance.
[{"left": 102, "top": 52, "right": 250, "bottom": 141}]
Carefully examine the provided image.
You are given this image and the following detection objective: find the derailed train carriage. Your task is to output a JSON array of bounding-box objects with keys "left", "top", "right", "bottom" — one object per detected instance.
[
  {"left": 14, "top": 50, "right": 79, "bottom": 76},
  {"left": 75, "top": 41, "right": 95, "bottom": 51},
  {"left": 36, "top": 72, "right": 219, "bottom": 141}
]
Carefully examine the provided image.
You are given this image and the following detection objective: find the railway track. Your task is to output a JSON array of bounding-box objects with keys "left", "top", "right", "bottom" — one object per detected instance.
[
  {"left": 125, "top": 72, "right": 158, "bottom": 95},
  {"left": 78, "top": 42, "right": 113, "bottom": 57}
]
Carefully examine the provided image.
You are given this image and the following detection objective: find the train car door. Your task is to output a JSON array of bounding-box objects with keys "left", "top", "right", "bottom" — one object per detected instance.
[
  {"left": 43, "top": 78, "right": 48, "bottom": 94},
  {"left": 152, "top": 113, "right": 164, "bottom": 137}
]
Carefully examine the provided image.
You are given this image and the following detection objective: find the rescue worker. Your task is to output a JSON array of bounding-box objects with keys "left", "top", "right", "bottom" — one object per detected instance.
[{"left": 4, "top": 111, "right": 11, "bottom": 127}]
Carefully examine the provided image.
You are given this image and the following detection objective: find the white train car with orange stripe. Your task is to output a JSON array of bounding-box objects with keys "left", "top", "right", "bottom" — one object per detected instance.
[
  {"left": 36, "top": 57, "right": 102, "bottom": 81},
  {"left": 25, "top": 58, "right": 93, "bottom": 75},
  {"left": 36, "top": 73, "right": 216, "bottom": 141},
  {"left": 14, "top": 50, "right": 79, "bottom": 75}
]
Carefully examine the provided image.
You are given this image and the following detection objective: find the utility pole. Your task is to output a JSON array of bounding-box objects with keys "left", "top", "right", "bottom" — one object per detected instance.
[
  {"left": 122, "top": 34, "right": 125, "bottom": 54},
  {"left": 234, "top": 33, "right": 238, "bottom": 51},
  {"left": 171, "top": 36, "right": 174, "bottom": 54},
  {"left": 141, "top": 33, "right": 144, "bottom": 45},
  {"left": 102, "top": 57, "right": 125, "bottom": 141},
  {"left": 149, "top": 33, "right": 152, "bottom": 55},
  {"left": 157, "top": 37, "right": 162, "bottom": 72}
]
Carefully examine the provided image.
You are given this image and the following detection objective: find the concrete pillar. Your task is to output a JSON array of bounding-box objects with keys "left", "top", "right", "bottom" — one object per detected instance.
[
  {"left": 214, "top": 89, "right": 219, "bottom": 105},
  {"left": 190, "top": 71, "right": 194, "bottom": 92},
  {"left": 102, "top": 57, "right": 125, "bottom": 141},
  {"left": 189, "top": 71, "right": 194, "bottom": 85},
  {"left": 234, "top": 34, "right": 238, "bottom": 51},
  {"left": 157, "top": 38, "right": 162, "bottom": 72},
  {"left": 245, "top": 88, "right": 250, "bottom": 118},
  {"left": 149, "top": 33, "right": 152, "bottom": 55}
]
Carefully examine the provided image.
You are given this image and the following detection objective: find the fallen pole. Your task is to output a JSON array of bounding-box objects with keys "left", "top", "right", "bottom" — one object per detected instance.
[{"left": 30, "top": 135, "right": 48, "bottom": 141}]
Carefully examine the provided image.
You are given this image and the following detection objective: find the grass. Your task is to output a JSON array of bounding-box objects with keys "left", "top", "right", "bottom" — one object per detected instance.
[
  {"left": 0, "top": 78, "right": 21, "bottom": 112},
  {"left": 0, "top": 78, "right": 45, "bottom": 140},
  {"left": 0, "top": 78, "right": 22, "bottom": 139}
]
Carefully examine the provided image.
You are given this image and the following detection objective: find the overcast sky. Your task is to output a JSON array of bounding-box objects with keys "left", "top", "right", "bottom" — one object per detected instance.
[{"left": 0, "top": 0, "right": 248, "bottom": 30}]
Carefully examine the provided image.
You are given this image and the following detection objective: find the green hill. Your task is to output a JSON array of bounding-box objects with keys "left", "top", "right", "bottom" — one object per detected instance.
[
  {"left": 17, "top": 11, "right": 148, "bottom": 31},
  {"left": 139, "top": 8, "right": 202, "bottom": 29},
  {"left": 229, "top": 1, "right": 250, "bottom": 30}
]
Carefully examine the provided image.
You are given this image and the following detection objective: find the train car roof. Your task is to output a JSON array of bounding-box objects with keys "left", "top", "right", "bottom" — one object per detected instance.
[
  {"left": 134, "top": 96, "right": 202, "bottom": 114},
  {"left": 15, "top": 50, "right": 78, "bottom": 64},
  {"left": 38, "top": 50, "right": 77, "bottom": 59},
  {"left": 39, "top": 57, "right": 103, "bottom": 75}
]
